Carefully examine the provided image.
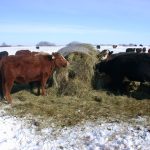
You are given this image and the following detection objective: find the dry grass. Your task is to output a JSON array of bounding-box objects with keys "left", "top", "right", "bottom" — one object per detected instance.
[{"left": 2, "top": 87, "right": 150, "bottom": 128}]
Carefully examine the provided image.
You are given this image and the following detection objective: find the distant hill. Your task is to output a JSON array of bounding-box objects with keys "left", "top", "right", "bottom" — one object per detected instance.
[
  {"left": 36, "top": 41, "right": 56, "bottom": 46},
  {"left": 0, "top": 42, "right": 11, "bottom": 47}
]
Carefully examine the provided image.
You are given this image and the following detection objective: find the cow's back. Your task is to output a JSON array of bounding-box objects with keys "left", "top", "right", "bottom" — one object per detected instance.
[
  {"left": 1, "top": 55, "right": 52, "bottom": 83},
  {"left": 97, "top": 53, "right": 150, "bottom": 82}
]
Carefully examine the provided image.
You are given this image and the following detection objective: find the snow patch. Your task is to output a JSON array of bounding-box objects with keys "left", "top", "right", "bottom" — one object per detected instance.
[{"left": 0, "top": 109, "right": 150, "bottom": 150}]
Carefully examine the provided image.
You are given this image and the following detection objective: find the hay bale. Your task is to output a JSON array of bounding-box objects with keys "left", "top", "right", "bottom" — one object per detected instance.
[
  {"left": 58, "top": 42, "right": 99, "bottom": 56},
  {"left": 55, "top": 43, "right": 100, "bottom": 96},
  {"left": 53, "top": 42, "right": 118, "bottom": 95},
  {"left": 53, "top": 67, "right": 69, "bottom": 88}
]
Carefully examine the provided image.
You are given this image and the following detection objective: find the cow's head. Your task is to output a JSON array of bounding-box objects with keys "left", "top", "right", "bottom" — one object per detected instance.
[
  {"left": 52, "top": 52, "right": 69, "bottom": 68},
  {"left": 95, "top": 61, "right": 108, "bottom": 73},
  {"left": 98, "top": 49, "right": 113, "bottom": 61}
]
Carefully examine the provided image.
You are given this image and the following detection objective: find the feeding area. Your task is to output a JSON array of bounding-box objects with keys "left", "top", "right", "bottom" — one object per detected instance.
[
  {"left": 0, "top": 43, "right": 149, "bottom": 126},
  {"left": 0, "top": 43, "right": 150, "bottom": 149}
]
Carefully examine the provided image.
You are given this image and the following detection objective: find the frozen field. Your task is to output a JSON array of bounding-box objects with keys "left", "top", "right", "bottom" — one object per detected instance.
[
  {"left": 94, "top": 45, "right": 150, "bottom": 54},
  {"left": 0, "top": 107, "right": 150, "bottom": 150},
  {"left": 0, "top": 45, "right": 64, "bottom": 55},
  {"left": 0, "top": 45, "right": 149, "bottom": 55}
]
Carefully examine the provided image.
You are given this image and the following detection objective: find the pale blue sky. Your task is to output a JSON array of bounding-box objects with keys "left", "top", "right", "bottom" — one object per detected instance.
[{"left": 0, "top": 0, "right": 150, "bottom": 45}]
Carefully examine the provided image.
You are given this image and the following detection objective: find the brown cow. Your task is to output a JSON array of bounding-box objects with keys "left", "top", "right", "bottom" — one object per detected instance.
[
  {"left": 15, "top": 50, "right": 41, "bottom": 94},
  {"left": 0, "top": 51, "right": 9, "bottom": 100},
  {"left": 15, "top": 50, "right": 31, "bottom": 56},
  {"left": 15, "top": 50, "right": 39, "bottom": 56},
  {"left": 0, "top": 52, "right": 69, "bottom": 104},
  {"left": 15, "top": 50, "right": 52, "bottom": 94}
]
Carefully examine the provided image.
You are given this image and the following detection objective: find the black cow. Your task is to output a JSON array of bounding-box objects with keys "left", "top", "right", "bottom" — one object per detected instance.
[
  {"left": 126, "top": 48, "right": 135, "bottom": 53},
  {"left": 136, "top": 48, "right": 143, "bottom": 53},
  {"left": 0, "top": 51, "right": 9, "bottom": 99},
  {"left": 36, "top": 46, "right": 40, "bottom": 49},
  {"left": 95, "top": 53, "right": 150, "bottom": 91},
  {"left": 96, "top": 45, "right": 100, "bottom": 49},
  {"left": 0, "top": 51, "right": 8, "bottom": 60},
  {"left": 112, "top": 45, "right": 117, "bottom": 48},
  {"left": 143, "top": 47, "right": 146, "bottom": 53},
  {"left": 104, "top": 52, "right": 127, "bottom": 61},
  {"left": 136, "top": 48, "right": 146, "bottom": 53}
]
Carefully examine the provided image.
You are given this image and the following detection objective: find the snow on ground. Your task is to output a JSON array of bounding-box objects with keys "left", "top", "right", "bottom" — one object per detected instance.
[
  {"left": 0, "top": 45, "right": 149, "bottom": 55},
  {"left": 94, "top": 45, "right": 150, "bottom": 54},
  {"left": 0, "top": 108, "right": 150, "bottom": 150},
  {"left": 0, "top": 46, "right": 64, "bottom": 55}
]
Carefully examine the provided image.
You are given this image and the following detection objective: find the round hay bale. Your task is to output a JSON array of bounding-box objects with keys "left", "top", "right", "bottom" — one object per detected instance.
[
  {"left": 55, "top": 43, "right": 100, "bottom": 96},
  {"left": 58, "top": 42, "right": 99, "bottom": 57},
  {"left": 53, "top": 67, "right": 69, "bottom": 88},
  {"left": 66, "top": 52, "right": 96, "bottom": 84}
]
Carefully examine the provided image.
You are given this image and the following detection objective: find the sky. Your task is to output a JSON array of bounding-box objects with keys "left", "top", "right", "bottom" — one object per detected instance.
[{"left": 0, "top": 0, "right": 150, "bottom": 45}]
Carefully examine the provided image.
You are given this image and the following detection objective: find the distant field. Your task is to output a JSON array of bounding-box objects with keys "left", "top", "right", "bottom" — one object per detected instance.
[
  {"left": 0, "top": 45, "right": 150, "bottom": 55},
  {"left": 0, "top": 45, "right": 64, "bottom": 55}
]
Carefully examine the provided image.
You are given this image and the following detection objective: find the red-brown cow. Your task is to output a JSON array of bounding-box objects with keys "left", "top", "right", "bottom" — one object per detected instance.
[
  {"left": 0, "top": 52, "right": 69, "bottom": 104},
  {"left": 0, "top": 51, "right": 9, "bottom": 100},
  {"left": 15, "top": 50, "right": 39, "bottom": 56},
  {"left": 15, "top": 50, "right": 42, "bottom": 95},
  {"left": 15, "top": 50, "right": 31, "bottom": 56}
]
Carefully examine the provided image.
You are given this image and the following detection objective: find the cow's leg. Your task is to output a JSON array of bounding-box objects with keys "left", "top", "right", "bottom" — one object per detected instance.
[
  {"left": 41, "top": 77, "right": 48, "bottom": 96},
  {"left": 29, "top": 81, "right": 34, "bottom": 93},
  {"left": 37, "top": 82, "right": 41, "bottom": 95},
  {"left": 29, "top": 81, "right": 41, "bottom": 96},
  {"left": 111, "top": 75, "right": 124, "bottom": 92},
  {"left": 3, "top": 80, "right": 14, "bottom": 104},
  {"left": 0, "top": 77, "right": 3, "bottom": 100}
]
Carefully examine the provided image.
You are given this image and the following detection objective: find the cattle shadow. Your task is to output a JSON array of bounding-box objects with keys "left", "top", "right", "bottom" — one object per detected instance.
[
  {"left": 0, "top": 83, "right": 30, "bottom": 101},
  {"left": 11, "top": 83, "right": 33, "bottom": 94},
  {"left": 11, "top": 78, "right": 54, "bottom": 96}
]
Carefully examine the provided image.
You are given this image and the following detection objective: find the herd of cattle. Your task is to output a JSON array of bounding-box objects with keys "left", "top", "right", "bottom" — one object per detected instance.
[
  {"left": 0, "top": 46, "right": 150, "bottom": 105},
  {"left": 96, "top": 48, "right": 150, "bottom": 91}
]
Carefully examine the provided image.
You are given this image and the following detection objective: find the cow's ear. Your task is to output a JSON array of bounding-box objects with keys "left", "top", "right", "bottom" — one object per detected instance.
[{"left": 109, "top": 51, "right": 113, "bottom": 55}]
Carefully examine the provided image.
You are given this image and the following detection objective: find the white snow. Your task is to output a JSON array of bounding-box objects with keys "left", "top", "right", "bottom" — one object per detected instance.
[
  {"left": 0, "top": 45, "right": 149, "bottom": 55},
  {"left": 0, "top": 46, "right": 64, "bottom": 55},
  {"left": 0, "top": 108, "right": 150, "bottom": 150},
  {"left": 94, "top": 45, "right": 150, "bottom": 54}
]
